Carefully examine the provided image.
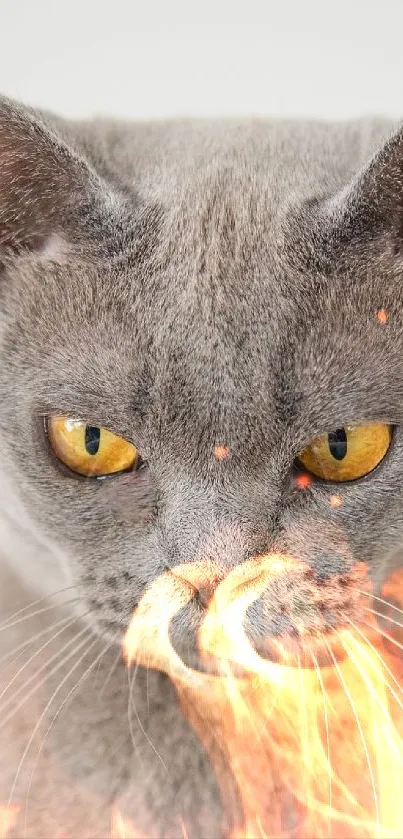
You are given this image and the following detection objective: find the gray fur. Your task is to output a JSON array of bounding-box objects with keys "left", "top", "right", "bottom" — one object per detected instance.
[{"left": 0, "top": 95, "right": 402, "bottom": 836}]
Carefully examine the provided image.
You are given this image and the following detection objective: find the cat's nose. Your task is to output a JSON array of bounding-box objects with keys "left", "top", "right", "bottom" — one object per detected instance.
[{"left": 197, "top": 577, "right": 221, "bottom": 609}]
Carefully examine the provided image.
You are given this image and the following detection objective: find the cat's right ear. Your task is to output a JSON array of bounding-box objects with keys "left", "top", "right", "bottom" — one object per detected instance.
[
  {"left": 318, "top": 125, "right": 403, "bottom": 254},
  {"left": 0, "top": 95, "right": 113, "bottom": 258}
]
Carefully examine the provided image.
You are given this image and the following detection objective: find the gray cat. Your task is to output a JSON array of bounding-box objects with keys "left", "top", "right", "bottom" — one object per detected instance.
[{"left": 0, "top": 94, "right": 402, "bottom": 838}]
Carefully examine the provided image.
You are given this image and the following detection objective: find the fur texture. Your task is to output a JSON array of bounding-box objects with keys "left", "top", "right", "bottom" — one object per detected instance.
[{"left": 0, "top": 96, "right": 402, "bottom": 836}]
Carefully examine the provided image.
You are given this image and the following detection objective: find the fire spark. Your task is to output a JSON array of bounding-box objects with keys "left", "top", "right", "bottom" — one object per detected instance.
[
  {"left": 0, "top": 805, "right": 19, "bottom": 839},
  {"left": 123, "top": 554, "right": 403, "bottom": 838}
]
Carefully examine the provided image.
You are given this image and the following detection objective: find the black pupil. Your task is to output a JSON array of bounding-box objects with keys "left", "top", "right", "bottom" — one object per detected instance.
[
  {"left": 328, "top": 428, "right": 347, "bottom": 461},
  {"left": 85, "top": 426, "right": 101, "bottom": 456}
]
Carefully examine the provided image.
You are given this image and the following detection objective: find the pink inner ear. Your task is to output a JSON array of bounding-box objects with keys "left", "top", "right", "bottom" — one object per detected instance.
[{"left": 39, "top": 234, "right": 70, "bottom": 263}]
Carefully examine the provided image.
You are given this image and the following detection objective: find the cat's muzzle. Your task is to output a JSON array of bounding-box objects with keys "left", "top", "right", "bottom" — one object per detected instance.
[{"left": 166, "top": 554, "right": 370, "bottom": 673}]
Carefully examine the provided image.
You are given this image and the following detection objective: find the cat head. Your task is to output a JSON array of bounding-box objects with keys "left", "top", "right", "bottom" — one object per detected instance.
[{"left": 0, "top": 96, "right": 402, "bottom": 670}]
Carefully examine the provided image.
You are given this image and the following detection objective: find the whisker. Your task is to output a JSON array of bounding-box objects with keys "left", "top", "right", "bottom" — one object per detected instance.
[
  {"left": 0, "top": 597, "right": 81, "bottom": 634},
  {"left": 99, "top": 647, "right": 123, "bottom": 697},
  {"left": 128, "top": 663, "right": 168, "bottom": 773},
  {"left": 363, "top": 617, "right": 403, "bottom": 660},
  {"left": 91, "top": 651, "right": 104, "bottom": 689},
  {"left": 0, "top": 623, "right": 91, "bottom": 734},
  {"left": 340, "top": 626, "right": 403, "bottom": 768},
  {"left": 325, "top": 638, "right": 380, "bottom": 830},
  {"left": 0, "top": 586, "right": 78, "bottom": 631},
  {"left": 7, "top": 631, "right": 94, "bottom": 815},
  {"left": 22, "top": 638, "right": 112, "bottom": 833},
  {"left": 146, "top": 661, "right": 150, "bottom": 716},
  {"left": 345, "top": 617, "right": 403, "bottom": 704},
  {"left": 297, "top": 654, "right": 310, "bottom": 812},
  {"left": 364, "top": 607, "right": 403, "bottom": 643},
  {"left": 127, "top": 662, "right": 146, "bottom": 771},
  {"left": 310, "top": 649, "right": 332, "bottom": 836},
  {"left": 351, "top": 587, "right": 403, "bottom": 618},
  {"left": 0, "top": 612, "right": 86, "bottom": 708},
  {"left": 0, "top": 613, "right": 75, "bottom": 673}
]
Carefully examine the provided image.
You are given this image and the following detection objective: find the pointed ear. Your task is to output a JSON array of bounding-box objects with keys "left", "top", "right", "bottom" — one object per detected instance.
[
  {"left": 0, "top": 96, "right": 109, "bottom": 255},
  {"left": 326, "top": 125, "right": 403, "bottom": 248},
  {"left": 347, "top": 126, "right": 403, "bottom": 226},
  {"left": 292, "top": 124, "right": 403, "bottom": 274}
]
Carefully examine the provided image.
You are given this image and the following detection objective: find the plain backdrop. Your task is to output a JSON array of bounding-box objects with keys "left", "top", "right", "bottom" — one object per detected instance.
[{"left": 0, "top": 0, "right": 402, "bottom": 121}]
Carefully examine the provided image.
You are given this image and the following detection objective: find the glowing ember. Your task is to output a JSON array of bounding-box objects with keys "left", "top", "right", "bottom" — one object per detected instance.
[
  {"left": 111, "top": 809, "right": 143, "bottom": 839},
  {"left": 179, "top": 815, "right": 190, "bottom": 839},
  {"left": 111, "top": 809, "right": 189, "bottom": 839},
  {"left": 376, "top": 309, "right": 389, "bottom": 324},
  {"left": 295, "top": 473, "right": 311, "bottom": 490},
  {"left": 123, "top": 554, "right": 403, "bottom": 838},
  {"left": 329, "top": 494, "right": 343, "bottom": 508},
  {"left": 214, "top": 444, "right": 229, "bottom": 461},
  {"left": 0, "top": 806, "right": 19, "bottom": 839}
]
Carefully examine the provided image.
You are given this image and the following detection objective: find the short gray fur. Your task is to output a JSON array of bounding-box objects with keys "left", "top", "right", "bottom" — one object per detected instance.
[{"left": 0, "top": 95, "right": 401, "bottom": 836}]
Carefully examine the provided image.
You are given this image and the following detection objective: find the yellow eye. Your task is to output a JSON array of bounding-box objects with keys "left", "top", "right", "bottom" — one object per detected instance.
[
  {"left": 297, "top": 423, "right": 392, "bottom": 482},
  {"left": 47, "top": 417, "right": 139, "bottom": 478}
]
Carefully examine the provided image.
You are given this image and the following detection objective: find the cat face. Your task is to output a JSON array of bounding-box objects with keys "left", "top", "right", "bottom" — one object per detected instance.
[{"left": 0, "top": 97, "right": 402, "bottom": 669}]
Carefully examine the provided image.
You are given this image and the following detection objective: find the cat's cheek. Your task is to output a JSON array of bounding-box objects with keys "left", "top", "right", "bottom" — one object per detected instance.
[{"left": 99, "top": 470, "right": 158, "bottom": 526}]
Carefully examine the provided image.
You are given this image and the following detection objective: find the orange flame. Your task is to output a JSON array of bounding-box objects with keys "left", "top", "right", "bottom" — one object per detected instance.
[
  {"left": 111, "top": 808, "right": 189, "bottom": 839},
  {"left": 123, "top": 555, "right": 403, "bottom": 838},
  {"left": 0, "top": 806, "right": 19, "bottom": 839},
  {"left": 295, "top": 474, "right": 311, "bottom": 490},
  {"left": 214, "top": 445, "right": 230, "bottom": 461},
  {"left": 111, "top": 808, "right": 144, "bottom": 838},
  {"left": 376, "top": 309, "right": 389, "bottom": 324}
]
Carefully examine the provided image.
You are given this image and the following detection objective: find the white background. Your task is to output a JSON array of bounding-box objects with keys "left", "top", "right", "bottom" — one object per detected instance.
[{"left": 0, "top": 0, "right": 402, "bottom": 121}]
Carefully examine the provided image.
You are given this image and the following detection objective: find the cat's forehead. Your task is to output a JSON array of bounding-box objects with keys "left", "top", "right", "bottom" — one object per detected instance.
[
  {"left": 3, "top": 120, "right": 403, "bottom": 463},
  {"left": 4, "top": 193, "right": 400, "bottom": 458}
]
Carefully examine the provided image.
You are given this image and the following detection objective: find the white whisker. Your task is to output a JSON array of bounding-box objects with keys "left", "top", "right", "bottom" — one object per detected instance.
[
  {"left": 351, "top": 587, "right": 403, "bottom": 619},
  {"left": 22, "top": 638, "right": 112, "bottom": 834},
  {"left": 340, "top": 626, "right": 403, "bottom": 769},
  {"left": 0, "top": 613, "right": 74, "bottom": 673},
  {"left": 0, "top": 585, "right": 75, "bottom": 630},
  {"left": 325, "top": 639, "right": 380, "bottom": 830},
  {"left": 99, "top": 647, "right": 123, "bottom": 697},
  {"left": 364, "top": 607, "right": 403, "bottom": 643},
  {"left": 0, "top": 625, "right": 91, "bottom": 734},
  {"left": 127, "top": 662, "right": 145, "bottom": 770},
  {"left": 0, "top": 598, "right": 81, "bottom": 635},
  {"left": 297, "top": 654, "right": 310, "bottom": 813},
  {"left": 6, "top": 633, "right": 93, "bottom": 811},
  {"left": 0, "top": 612, "right": 86, "bottom": 709},
  {"left": 310, "top": 649, "right": 332, "bottom": 836},
  {"left": 346, "top": 617, "right": 403, "bottom": 704},
  {"left": 128, "top": 663, "right": 168, "bottom": 773},
  {"left": 0, "top": 587, "right": 78, "bottom": 632}
]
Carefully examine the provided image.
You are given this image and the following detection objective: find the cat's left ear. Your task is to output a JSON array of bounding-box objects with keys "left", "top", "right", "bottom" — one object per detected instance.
[{"left": 0, "top": 95, "right": 112, "bottom": 257}]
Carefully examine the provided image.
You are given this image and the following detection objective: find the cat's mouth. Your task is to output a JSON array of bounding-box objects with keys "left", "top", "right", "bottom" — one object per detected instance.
[{"left": 123, "top": 554, "right": 380, "bottom": 677}]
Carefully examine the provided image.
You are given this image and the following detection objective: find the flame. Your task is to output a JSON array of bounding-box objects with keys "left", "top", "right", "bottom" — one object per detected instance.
[
  {"left": 0, "top": 806, "right": 19, "bottom": 839},
  {"left": 111, "top": 809, "right": 189, "bottom": 839},
  {"left": 214, "top": 444, "right": 230, "bottom": 461},
  {"left": 179, "top": 815, "right": 190, "bottom": 839},
  {"left": 111, "top": 808, "right": 144, "bottom": 838},
  {"left": 123, "top": 554, "right": 403, "bottom": 838},
  {"left": 295, "top": 474, "right": 311, "bottom": 490}
]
